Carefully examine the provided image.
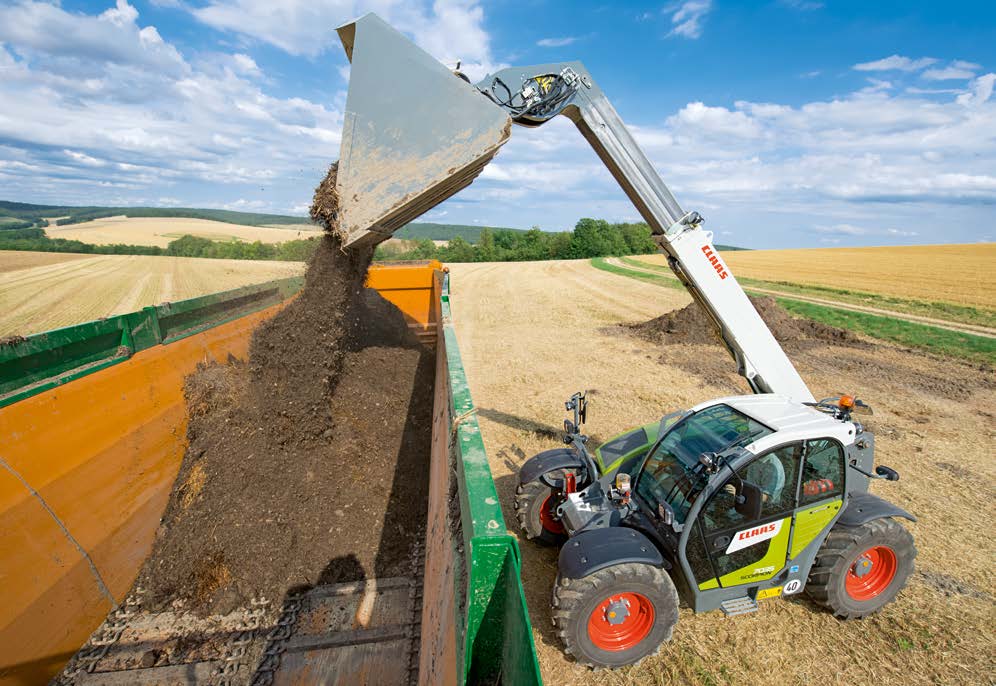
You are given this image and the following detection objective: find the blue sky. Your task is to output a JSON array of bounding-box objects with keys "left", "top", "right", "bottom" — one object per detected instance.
[{"left": 0, "top": 1, "right": 993, "bottom": 248}]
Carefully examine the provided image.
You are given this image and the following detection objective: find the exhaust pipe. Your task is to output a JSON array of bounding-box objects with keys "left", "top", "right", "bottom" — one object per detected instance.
[{"left": 333, "top": 14, "right": 511, "bottom": 249}]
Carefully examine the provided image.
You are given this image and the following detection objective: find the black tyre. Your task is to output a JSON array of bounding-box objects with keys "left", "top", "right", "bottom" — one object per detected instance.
[
  {"left": 552, "top": 563, "right": 679, "bottom": 668},
  {"left": 806, "top": 518, "right": 916, "bottom": 619},
  {"left": 513, "top": 474, "right": 569, "bottom": 546}
]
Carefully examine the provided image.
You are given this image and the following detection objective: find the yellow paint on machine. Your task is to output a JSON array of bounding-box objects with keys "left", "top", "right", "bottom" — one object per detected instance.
[{"left": 0, "top": 262, "right": 444, "bottom": 685}]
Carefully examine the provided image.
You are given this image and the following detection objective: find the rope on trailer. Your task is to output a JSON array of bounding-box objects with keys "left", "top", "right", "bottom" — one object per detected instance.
[
  {"left": 449, "top": 407, "right": 478, "bottom": 438},
  {"left": 0, "top": 455, "right": 117, "bottom": 608}
]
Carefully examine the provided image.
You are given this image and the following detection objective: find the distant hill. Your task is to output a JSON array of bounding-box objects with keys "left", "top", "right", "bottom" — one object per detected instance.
[
  {"left": 0, "top": 201, "right": 308, "bottom": 228},
  {"left": 0, "top": 201, "right": 513, "bottom": 241}
]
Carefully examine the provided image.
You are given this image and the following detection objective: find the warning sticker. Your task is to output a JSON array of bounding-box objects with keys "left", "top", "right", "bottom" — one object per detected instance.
[{"left": 757, "top": 586, "right": 782, "bottom": 600}]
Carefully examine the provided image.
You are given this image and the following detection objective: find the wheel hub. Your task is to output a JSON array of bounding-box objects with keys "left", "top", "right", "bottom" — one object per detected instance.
[
  {"left": 845, "top": 545, "right": 897, "bottom": 601},
  {"left": 604, "top": 598, "right": 630, "bottom": 625},
  {"left": 587, "top": 592, "right": 655, "bottom": 652},
  {"left": 852, "top": 556, "right": 873, "bottom": 578}
]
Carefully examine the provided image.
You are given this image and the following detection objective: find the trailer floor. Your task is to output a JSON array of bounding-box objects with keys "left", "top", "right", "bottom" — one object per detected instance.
[{"left": 62, "top": 570, "right": 423, "bottom": 685}]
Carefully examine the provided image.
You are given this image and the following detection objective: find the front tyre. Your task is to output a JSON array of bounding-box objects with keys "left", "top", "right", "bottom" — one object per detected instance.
[
  {"left": 514, "top": 474, "right": 569, "bottom": 546},
  {"left": 552, "top": 563, "right": 679, "bottom": 668},
  {"left": 806, "top": 518, "right": 916, "bottom": 619}
]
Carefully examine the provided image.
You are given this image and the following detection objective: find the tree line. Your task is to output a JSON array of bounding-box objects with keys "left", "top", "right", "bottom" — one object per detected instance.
[
  {"left": 0, "top": 228, "right": 316, "bottom": 261},
  {"left": 375, "top": 219, "right": 658, "bottom": 262},
  {"left": 0, "top": 218, "right": 723, "bottom": 264}
]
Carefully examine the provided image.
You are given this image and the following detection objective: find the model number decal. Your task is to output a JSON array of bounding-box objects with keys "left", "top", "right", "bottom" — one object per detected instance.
[
  {"left": 726, "top": 520, "right": 782, "bottom": 554},
  {"left": 701, "top": 245, "right": 729, "bottom": 280}
]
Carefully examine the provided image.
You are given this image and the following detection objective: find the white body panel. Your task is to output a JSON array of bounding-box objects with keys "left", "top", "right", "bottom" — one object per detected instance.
[
  {"left": 668, "top": 230, "right": 816, "bottom": 404},
  {"left": 692, "top": 394, "right": 855, "bottom": 452}
]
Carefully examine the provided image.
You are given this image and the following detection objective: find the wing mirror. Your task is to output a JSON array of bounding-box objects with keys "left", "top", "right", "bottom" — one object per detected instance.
[{"left": 735, "top": 481, "right": 764, "bottom": 520}]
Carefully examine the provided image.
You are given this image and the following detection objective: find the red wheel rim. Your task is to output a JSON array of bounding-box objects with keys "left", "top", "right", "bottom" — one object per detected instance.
[
  {"left": 539, "top": 494, "right": 565, "bottom": 535},
  {"left": 587, "top": 593, "right": 655, "bottom": 651},
  {"left": 845, "top": 545, "right": 897, "bottom": 601}
]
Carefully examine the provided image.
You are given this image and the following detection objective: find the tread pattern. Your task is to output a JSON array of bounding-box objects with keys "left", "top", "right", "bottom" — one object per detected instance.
[
  {"left": 513, "top": 475, "right": 566, "bottom": 546},
  {"left": 551, "top": 563, "right": 679, "bottom": 669},
  {"left": 806, "top": 517, "right": 916, "bottom": 619}
]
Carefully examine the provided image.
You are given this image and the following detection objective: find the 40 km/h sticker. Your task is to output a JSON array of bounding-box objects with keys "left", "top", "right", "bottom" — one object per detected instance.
[{"left": 726, "top": 520, "right": 783, "bottom": 554}]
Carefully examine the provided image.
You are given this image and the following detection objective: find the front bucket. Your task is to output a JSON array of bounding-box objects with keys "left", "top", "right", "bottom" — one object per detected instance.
[{"left": 334, "top": 14, "right": 511, "bottom": 249}]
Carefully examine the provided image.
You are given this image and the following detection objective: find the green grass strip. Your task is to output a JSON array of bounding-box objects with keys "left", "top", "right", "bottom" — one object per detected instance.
[
  {"left": 591, "top": 256, "right": 684, "bottom": 290},
  {"left": 618, "top": 256, "right": 995, "bottom": 329},
  {"left": 597, "top": 257, "right": 995, "bottom": 365},
  {"left": 776, "top": 299, "right": 995, "bottom": 365}
]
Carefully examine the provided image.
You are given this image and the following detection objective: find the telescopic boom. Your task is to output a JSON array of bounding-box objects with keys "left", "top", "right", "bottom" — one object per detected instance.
[{"left": 334, "top": 13, "right": 815, "bottom": 404}]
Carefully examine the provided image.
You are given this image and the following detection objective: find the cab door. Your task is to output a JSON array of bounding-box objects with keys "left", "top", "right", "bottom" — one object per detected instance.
[
  {"left": 685, "top": 443, "right": 803, "bottom": 590},
  {"left": 788, "top": 438, "right": 847, "bottom": 562}
]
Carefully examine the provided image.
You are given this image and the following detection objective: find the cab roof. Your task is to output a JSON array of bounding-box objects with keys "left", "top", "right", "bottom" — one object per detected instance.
[{"left": 691, "top": 394, "right": 856, "bottom": 452}]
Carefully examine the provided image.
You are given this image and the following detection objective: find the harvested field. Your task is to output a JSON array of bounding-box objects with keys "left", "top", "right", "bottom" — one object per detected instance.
[
  {"left": 447, "top": 258, "right": 996, "bottom": 686},
  {"left": 0, "top": 252, "right": 304, "bottom": 336},
  {"left": 0, "top": 250, "right": 90, "bottom": 274},
  {"left": 634, "top": 243, "right": 996, "bottom": 309},
  {"left": 47, "top": 215, "right": 322, "bottom": 247}
]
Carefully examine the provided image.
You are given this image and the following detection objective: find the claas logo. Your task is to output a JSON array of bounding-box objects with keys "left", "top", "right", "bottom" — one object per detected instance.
[
  {"left": 738, "top": 523, "right": 776, "bottom": 542},
  {"left": 701, "top": 245, "right": 729, "bottom": 280}
]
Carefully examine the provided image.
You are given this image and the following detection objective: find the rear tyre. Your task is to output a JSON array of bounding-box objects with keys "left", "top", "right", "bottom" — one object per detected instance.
[
  {"left": 552, "top": 563, "right": 679, "bottom": 668},
  {"left": 514, "top": 474, "right": 569, "bottom": 546},
  {"left": 806, "top": 518, "right": 916, "bottom": 619}
]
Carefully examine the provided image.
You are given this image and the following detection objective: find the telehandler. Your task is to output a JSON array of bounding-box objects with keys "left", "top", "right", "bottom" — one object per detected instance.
[{"left": 334, "top": 14, "right": 917, "bottom": 669}]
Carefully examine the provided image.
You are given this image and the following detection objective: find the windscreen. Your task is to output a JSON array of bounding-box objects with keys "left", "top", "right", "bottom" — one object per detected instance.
[{"left": 635, "top": 404, "right": 772, "bottom": 523}]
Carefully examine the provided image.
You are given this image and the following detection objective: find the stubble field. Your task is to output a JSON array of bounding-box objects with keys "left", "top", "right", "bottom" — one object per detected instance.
[
  {"left": 46, "top": 216, "right": 323, "bottom": 248},
  {"left": 634, "top": 243, "right": 996, "bottom": 309},
  {"left": 0, "top": 251, "right": 304, "bottom": 336},
  {"left": 447, "top": 258, "right": 995, "bottom": 686}
]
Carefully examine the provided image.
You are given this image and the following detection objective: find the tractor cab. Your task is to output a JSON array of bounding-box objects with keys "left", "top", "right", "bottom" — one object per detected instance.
[{"left": 624, "top": 396, "right": 859, "bottom": 612}]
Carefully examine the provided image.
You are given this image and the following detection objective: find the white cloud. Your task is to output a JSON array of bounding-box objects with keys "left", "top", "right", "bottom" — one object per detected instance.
[
  {"left": 816, "top": 223, "right": 867, "bottom": 235},
  {"left": 667, "top": 102, "right": 764, "bottom": 139},
  {"left": 0, "top": 0, "right": 188, "bottom": 75},
  {"left": 906, "top": 86, "right": 963, "bottom": 95},
  {"left": 64, "top": 150, "right": 107, "bottom": 167},
  {"left": 955, "top": 73, "right": 995, "bottom": 106},
  {"left": 853, "top": 55, "right": 937, "bottom": 72},
  {"left": 0, "top": 1, "right": 342, "bottom": 211},
  {"left": 187, "top": 1, "right": 500, "bottom": 79},
  {"left": 231, "top": 53, "right": 261, "bottom": 76},
  {"left": 537, "top": 37, "right": 577, "bottom": 48},
  {"left": 859, "top": 78, "right": 892, "bottom": 94},
  {"left": 922, "top": 66, "right": 976, "bottom": 81},
  {"left": 779, "top": 0, "right": 824, "bottom": 9},
  {"left": 666, "top": 0, "right": 712, "bottom": 40}
]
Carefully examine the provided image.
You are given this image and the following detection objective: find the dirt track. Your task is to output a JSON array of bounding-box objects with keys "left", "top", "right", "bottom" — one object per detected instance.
[{"left": 447, "top": 258, "right": 995, "bottom": 686}]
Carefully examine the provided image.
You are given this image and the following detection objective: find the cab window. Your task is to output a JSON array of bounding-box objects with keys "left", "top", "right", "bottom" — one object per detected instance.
[
  {"left": 698, "top": 442, "right": 802, "bottom": 533},
  {"left": 799, "top": 439, "right": 845, "bottom": 506},
  {"left": 746, "top": 443, "right": 802, "bottom": 517}
]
